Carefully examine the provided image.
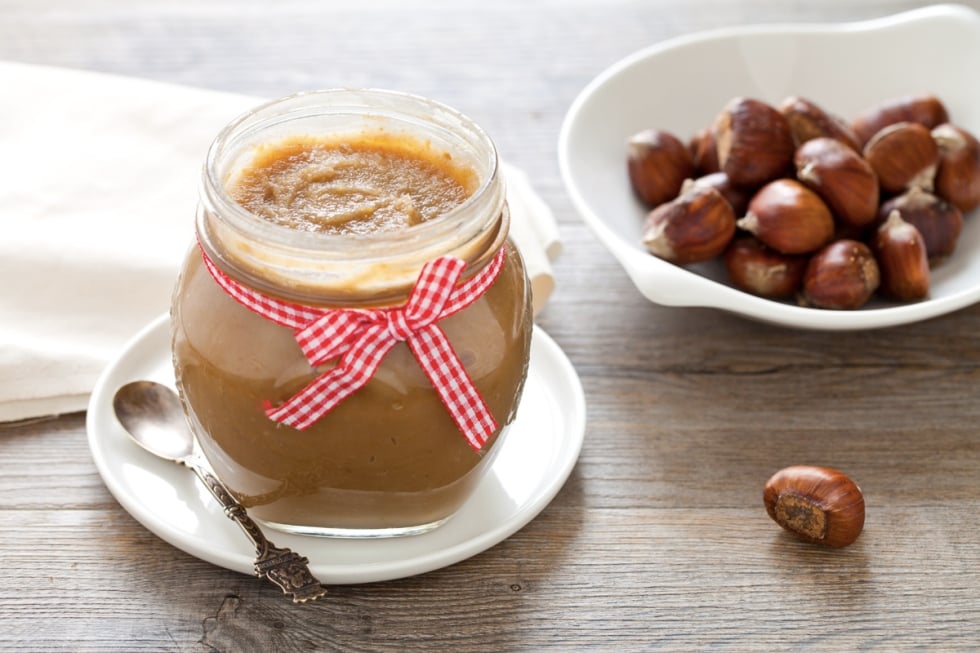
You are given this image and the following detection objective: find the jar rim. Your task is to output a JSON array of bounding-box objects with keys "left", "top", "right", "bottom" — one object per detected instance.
[{"left": 200, "top": 88, "right": 503, "bottom": 263}]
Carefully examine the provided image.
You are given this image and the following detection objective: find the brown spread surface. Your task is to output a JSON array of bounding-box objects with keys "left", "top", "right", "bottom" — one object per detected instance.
[{"left": 228, "top": 134, "right": 478, "bottom": 235}]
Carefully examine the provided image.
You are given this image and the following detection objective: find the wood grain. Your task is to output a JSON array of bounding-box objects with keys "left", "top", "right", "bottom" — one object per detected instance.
[{"left": 2, "top": 0, "right": 980, "bottom": 650}]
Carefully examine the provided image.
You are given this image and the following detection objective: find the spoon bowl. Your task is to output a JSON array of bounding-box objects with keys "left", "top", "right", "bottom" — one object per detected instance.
[{"left": 112, "top": 381, "right": 194, "bottom": 462}]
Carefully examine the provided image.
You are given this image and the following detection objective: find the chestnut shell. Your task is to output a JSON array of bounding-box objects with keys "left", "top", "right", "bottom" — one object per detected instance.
[
  {"left": 763, "top": 465, "right": 865, "bottom": 548},
  {"left": 802, "top": 240, "right": 880, "bottom": 310}
]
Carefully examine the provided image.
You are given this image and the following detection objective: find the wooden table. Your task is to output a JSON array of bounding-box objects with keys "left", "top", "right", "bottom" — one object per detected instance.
[{"left": 3, "top": 1, "right": 979, "bottom": 650}]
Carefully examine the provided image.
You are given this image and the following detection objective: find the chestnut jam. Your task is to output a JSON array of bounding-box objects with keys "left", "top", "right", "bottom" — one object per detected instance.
[{"left": 171, "top": 90, "right": 532, "bottom": 537}]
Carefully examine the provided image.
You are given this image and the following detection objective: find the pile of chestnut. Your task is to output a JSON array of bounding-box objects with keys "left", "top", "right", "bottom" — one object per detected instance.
[{"left": 628, "top": 94, "right": 980, "bottom": 309}]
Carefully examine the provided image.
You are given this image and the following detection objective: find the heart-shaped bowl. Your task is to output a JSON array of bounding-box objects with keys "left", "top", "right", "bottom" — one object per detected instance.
[{"left": 559, "top": 4, "right": 980, "bottom": 330}]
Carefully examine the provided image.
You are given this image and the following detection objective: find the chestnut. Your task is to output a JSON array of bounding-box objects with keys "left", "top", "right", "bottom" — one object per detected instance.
[
  {"left": 878, "top": 187, "right": 964, "bottom": 266},
  {"left": 779, "top": 96, "right": 861, "bottom": 152},
  {"left": 689, "top": 127, "right": 721, "bottom": 176},
  {"left": 723, "top": 235, "right": 807, "bottom": 298},
  {"left": 863, "top": 122, "right": 939, "bottom": 195},
  {"left": 738, "top": 179, "right": 835, "bottom": 255},
  {"left": 627, "top": 128, "right": 696, "bottom": 208},
  {"left": 850, "top": 94, "right": 950, "bottom": 147},
  {"left": 801, "top": 239, "right": 880, "bottom": 310},
  {"left": 641, "top": 183, "right": 736, "bottom": 264},
  {"left": 763, "top": 465, "right": 865, "bottom": 548},
  {"left": 795, "top": 137, "right": 879, "bottom": 229},
  {"left": 932, "top": 123, "right": 980, "bottom": 213},
  {"left": 713, "top": 97, "right": 795, "bottom": 189},
  {"left": 689, "top": 172, "right": 753, "bottom": 216},
  {"left": 872, "top": 210, "right": 930, "bottom": 301}
]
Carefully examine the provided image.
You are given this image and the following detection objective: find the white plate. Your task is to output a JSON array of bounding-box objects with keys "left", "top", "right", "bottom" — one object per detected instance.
[
  {"left": 559, "top": 4, "right": 980, "bottom": 330},
  {"left": 86, "top": 313, "right": 586, "bottom": 584}
]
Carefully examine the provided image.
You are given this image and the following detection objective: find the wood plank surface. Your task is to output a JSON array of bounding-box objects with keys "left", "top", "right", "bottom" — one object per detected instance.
[{"left": 2, "top": 1, "right": 979, "bottom": 651}]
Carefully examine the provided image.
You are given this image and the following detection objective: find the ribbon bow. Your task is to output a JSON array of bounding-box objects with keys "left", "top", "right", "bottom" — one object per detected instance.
[{"left": 200, "top": 246, "right": 505, "bottom": 450}]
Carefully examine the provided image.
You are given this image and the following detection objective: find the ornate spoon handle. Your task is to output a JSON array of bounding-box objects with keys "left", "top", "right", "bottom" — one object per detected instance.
[{"left": 185, "top": 457, "right": 328, "bottom": 603}]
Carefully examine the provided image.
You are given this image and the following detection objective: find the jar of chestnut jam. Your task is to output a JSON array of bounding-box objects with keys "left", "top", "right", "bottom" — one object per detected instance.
[{"left": 171, "top": 89, "right": 532, "bottom": 537}]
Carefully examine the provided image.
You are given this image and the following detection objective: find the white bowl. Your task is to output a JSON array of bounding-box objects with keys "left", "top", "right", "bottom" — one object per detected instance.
[{"left": 559, "top": 4, "right": 980, "bottom": 330}]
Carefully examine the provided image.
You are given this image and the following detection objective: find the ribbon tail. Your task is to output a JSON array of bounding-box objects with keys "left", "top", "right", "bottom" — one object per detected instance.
[
  {"left": 267, "top": 331, "right": 397, "bottom": 430},
  {"left": 408, "top": 325, "right": 498, "bottom": 451},
  {"left": 441, "top": 247, "right": 506, "bottom": 318}
]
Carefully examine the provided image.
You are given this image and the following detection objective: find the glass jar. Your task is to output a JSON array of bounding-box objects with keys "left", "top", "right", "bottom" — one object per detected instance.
[{"left": 171, "top": 89, "right": 532, "bottom": 537}]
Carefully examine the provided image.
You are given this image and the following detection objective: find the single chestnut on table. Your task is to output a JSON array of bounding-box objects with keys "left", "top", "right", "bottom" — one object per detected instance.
[{"left": 763, "top": 465, "right": 865, "bottom": 548}]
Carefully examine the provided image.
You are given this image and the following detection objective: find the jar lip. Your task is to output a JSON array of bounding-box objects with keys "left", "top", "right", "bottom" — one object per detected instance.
[{"left": 201, "top": 88, "right": 501, "bottom": 261}]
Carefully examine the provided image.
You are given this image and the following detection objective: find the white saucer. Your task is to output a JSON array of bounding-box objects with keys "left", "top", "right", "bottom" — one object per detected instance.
[{"left": 86, "top": 313, "right": 586, "bottom": 584}]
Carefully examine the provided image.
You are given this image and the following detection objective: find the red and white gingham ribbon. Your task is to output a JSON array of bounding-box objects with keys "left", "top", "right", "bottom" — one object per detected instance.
[{"left": 199, "top": 245, "right": 505, "bottom": 450}]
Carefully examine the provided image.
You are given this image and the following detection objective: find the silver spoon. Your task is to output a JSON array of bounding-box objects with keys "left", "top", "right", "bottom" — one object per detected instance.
[{"left": 112, "top": 380, "right": 327, "bottom": 603}]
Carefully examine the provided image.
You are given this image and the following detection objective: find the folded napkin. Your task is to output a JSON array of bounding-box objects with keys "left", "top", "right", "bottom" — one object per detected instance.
[{"left": 0, "top": 61, "right": 561, "bottom": 423}]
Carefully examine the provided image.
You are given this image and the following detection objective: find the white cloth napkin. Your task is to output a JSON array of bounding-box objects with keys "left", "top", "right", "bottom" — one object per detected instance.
[{"left": 0, "top": 61, "right": 561, "bottom": 422}]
